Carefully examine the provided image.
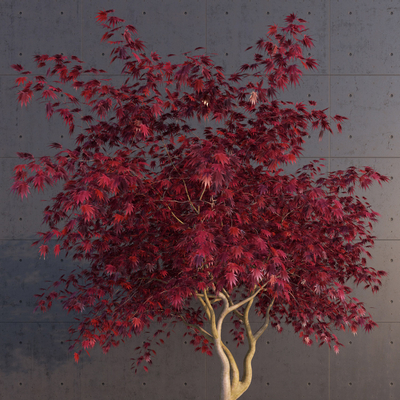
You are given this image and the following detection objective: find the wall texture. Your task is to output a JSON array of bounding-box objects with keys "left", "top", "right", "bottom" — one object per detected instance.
[{"left": 1, "top": 1, "right": 399, "bottom": 399}]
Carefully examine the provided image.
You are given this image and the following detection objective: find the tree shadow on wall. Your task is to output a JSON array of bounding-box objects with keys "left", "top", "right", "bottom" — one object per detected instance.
[
  {"left": 0, "top": 239, "right": 210, "bottom": 400},
  {"left": 0, "top": 239, "right": 78, "bottom": 370}
]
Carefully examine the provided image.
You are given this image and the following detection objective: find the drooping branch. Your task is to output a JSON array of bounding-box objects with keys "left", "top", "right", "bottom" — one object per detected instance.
[{"left": 179, "top": 316, "right": 214, "bottom": 342}]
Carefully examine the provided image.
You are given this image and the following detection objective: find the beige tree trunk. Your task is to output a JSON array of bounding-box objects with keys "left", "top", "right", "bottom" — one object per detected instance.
[{"left": 189, "top": 288, "right": 275, "bottom": 400}]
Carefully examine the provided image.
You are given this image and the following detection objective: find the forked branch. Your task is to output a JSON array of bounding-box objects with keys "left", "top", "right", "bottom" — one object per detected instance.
[{"left": 196, "top": 288, "right": 275, "bottom": 400}]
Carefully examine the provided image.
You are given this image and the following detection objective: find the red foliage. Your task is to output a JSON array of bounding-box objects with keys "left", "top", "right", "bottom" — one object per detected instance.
[{"left": 12, "top": 10, "right": 388, "bottom": 371}]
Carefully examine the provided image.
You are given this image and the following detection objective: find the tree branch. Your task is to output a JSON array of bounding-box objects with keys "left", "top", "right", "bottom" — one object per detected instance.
[
  {"left": 254, "top": 298, "right": 275, "bottom": 341},
  {"left": 179, "top": 317, "right": 214, "bottom": 342},
  {"left": 196, "top": 291, "right": 240, "bottom": 391},
  {"left": 222, "top": 288, "right": 244, "bottom": 321},
  {"left": 199, "top": 184, "right": 207, "bottom": 202},
  {"left": 221, "top": 283, "right": 267, "bottom": 315},
  {"left": 236, "top": 297, "right": 275, "bottom": 399},
  {"left": 236, "top": 298, "right": 256, "bottom": 398},
  {"left": 165, "top": 203, "right": 186, "bottom": 224},
  {"left": 221, "top": 342, "right": 240, "bottom": 390},
  {"left": 202, "top": 289, "right": 218, "bottom": 338},
  {"left": 205, "top": 289, "right": 233, "bottom": 400},
  {"left": 163, "top": 140, "right": 200, "bottom": 214}
]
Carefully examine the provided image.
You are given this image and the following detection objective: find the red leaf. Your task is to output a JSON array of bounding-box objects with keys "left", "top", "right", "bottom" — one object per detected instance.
[
  {"left": 46, "top": 102, "right": 54, "bottom": 119},
  {"left": 226, "top": 271, "right": 237, "bottom": 288},
  {"left": 17, "top": 87, "right": 33, "bottom": 106},
  {"left": 105, "top": 264, "right": 116, "bottom": 275},
  {"left": 54, "top": 244, "right": 61, "bottom": 257},
  {"left": 194, "top": 79, "right": 204, "bottom": 93},
  {"left": 81, "top": 204, "right": 95, "bottom": 221},
  {"left": 132, "top": 318, "right": 143, "bottom": 329},
  {"left": 229, "top": 227, "right": 240, "bottom": 238},
  {"left": 140, "top": 124, "right": 149, "bottom": 137},
  {"left": 39, "top": 245, "right": 49, "bottom": 258},
  {"left": 108, "top": 16, "right": 125, "bottom": 27},
  {"left": 101, "top": 32, "right": 114, "bottom": 42},
  {"left": 96, "top": 9, "right": 114, "bottom": 23},
  {"left": 268, "top": 24, "right": 278, "bottom": 36},
  {"left": 152, "top": 102, "right": 162, "bottom": 117},
  {"left": 11, "top": 64, "right": 24, "bottom": 72},
  {"left": 113, "top": 213, "right": 124, "bottom": 223},
  {"left": 232, "top": 246, "right": 243, "bottom": 259},
  {"left": 65, "top": 93, "right": 80, "bottom": 105},
  {"left": 126, "top": 25, "right": 137, "bottom": 34},
  {"left": 15, "top": 77, "right": 27, "bottom": 86},
  {"left": 11, "top": 180, "right": 30, "bottom": 199},
  {"left": 214, "top": 152, "right": 229, "bottom": 166},
  {"left": 42, "top": 90, "right": 58, "bottom": 100}
]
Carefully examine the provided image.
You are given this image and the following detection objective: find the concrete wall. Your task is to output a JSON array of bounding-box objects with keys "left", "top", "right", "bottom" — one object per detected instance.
[{"left": 1, "top": 0, "right": 399, "bottom": 399}]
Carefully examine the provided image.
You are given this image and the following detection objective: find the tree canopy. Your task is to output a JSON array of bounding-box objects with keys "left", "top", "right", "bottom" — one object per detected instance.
[{"left": 11, "top": 11, "right": 388, "bottom": 400}]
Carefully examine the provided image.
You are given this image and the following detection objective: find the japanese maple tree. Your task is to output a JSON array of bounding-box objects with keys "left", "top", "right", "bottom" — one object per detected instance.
[{"left": 11, "top": 11, "right": 388, "bottom": 400}]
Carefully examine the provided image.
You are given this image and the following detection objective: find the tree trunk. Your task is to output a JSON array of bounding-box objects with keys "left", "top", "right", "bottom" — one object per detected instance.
[{"left": 194, "top": 289, "right": 274, "bottom": 400}]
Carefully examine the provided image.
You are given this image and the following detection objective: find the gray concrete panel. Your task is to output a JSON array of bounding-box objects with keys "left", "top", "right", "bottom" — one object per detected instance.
[
  {"left": 280, "top": 157, "right": 329, "bottom": 178},
  {"left": 330, "top": 157, "right": 400, "bottom": 240},
  {"left": 82, "top": 0, "right": 207, "bottom": 76},
  {"left": 330, "top": 75, "right": 400, "bottom": 158},
  {"left": 335, "top": 240, "right": 398, "bottom": 323},
  {"left": 0, "top": 321, "right": 206, "bottom": 400},
  {"left": 281, "top": 75, "right": 331, "bottom": 158},
  {"left": 331, "top": 1, "right": 400, "bottom": 74},
  {"left": 206, "top": 323, "right": 330, "bottom": 400},
  {"left": 330, "top": 323, "right": 400, "bottom": 400},
  {"left": 0, "top": 158, "right": 61, "bottom": 240},
  {"left": 0, "top": 72, "right": 147, "bottom": 160},
  {"left": 0, "top": 76, "right": 76, "bottom": 159},
  {"left": 0, "top": 240, "right": 76, "bottom": 323},
  {"left": 0, "top": 322, "right": 81, "bottom": 400},
  {"left": 207, "top": 0, "right": 329, "bottom": 75},
  {"left": 1, "top": 1, "right": 400, "bottom": 399},
  {"left": 0, "top": 0, "right": 82, "bottom": 75}
]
